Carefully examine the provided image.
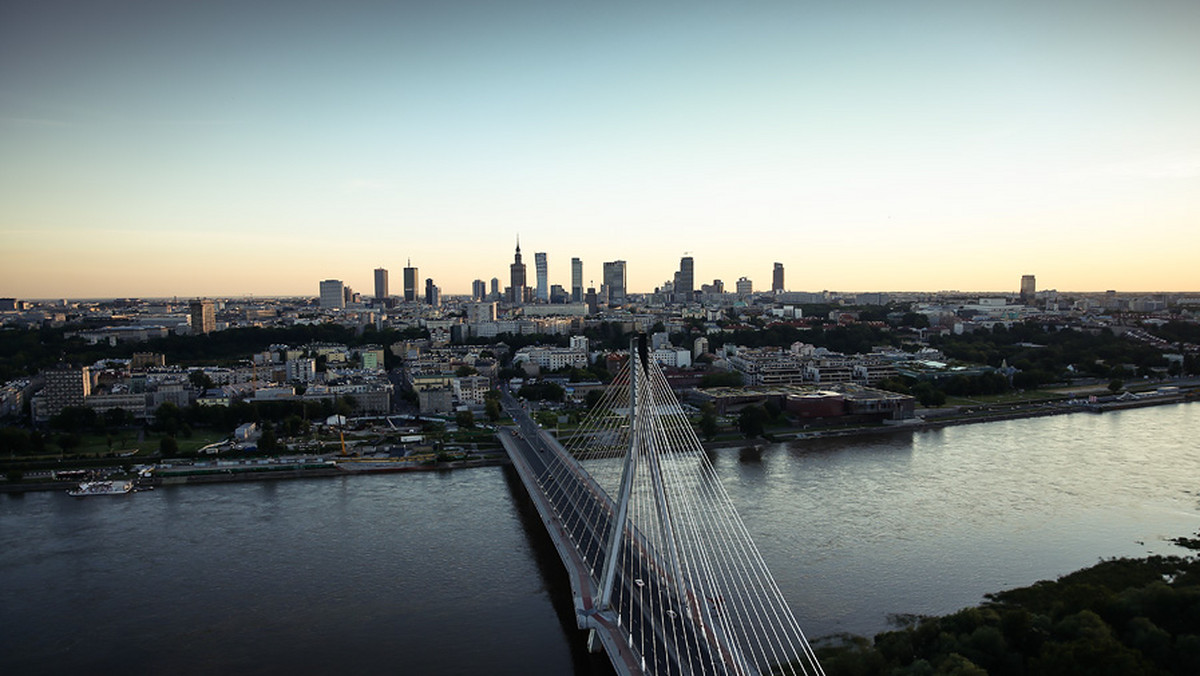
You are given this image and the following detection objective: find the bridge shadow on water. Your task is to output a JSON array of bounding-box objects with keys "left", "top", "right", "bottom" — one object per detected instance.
[{"left": 500, "top": 465, "right": 617, "bottom": 676}]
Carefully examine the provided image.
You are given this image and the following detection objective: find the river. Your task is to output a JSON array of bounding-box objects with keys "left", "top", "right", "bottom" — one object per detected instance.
[{"left": 2, "top": 402, "right": 1196, "bottom": 674}]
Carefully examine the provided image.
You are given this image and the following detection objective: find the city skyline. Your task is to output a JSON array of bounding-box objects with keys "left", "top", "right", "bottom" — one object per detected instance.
[{"left": 3, "top": 1, "right": 1199, "bottom": 298}]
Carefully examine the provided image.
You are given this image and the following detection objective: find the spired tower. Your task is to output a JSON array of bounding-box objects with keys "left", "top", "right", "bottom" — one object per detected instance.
[
  {"left": 509, "top": 237, "right": 527, "bottom": 305},
  {"left": 403, "top": 260, "right": 419, "bottom": 302},
  {"left": 674, "top": 256, "right": 694, "bottom": 303}
]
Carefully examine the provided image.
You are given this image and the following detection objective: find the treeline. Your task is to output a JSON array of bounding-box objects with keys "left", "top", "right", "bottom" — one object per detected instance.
[
  {"left": 1150, "top": 320, "right": 1200, "bottom": 347},
  {"left": 931, "top": 323, "right": 1186, "bottom": 383},
  {"left": 811, "top": 554, "right": 1200, "bottom": 675},
  {"left": 0, "top": 324, "right": 429, "bottom": 380},
  {"left": 704, "top": 324, "right": 902, "bottom": 356}
]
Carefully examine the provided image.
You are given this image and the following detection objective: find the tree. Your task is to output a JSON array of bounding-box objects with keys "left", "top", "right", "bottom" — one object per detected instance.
[
  {"left": 159, "top": 435, "right": 179, "bottom": 456},
  {"left": 912, "top": 382, "right": 946, "bottom": 407},
  {"left": 585, "top": 389, "right": 604, "bottom": 411},
  {"left": 484, "top": 398, "right": 502, "bottom": 422},
  {"left": 258, "top": 426, "right": 278, "bottom": 452},
  {"left": 518, "top": 382, "right": 565, "bottom": 402},
  {"left": 738, "top": 406, "right": 768, "bottom": 438},
  {"left": 1108, "top": 378, "right": 1124, "bottom": 393},
  {"left": 57, "top": 433, "right": 82, "bottom": 453},
  {"left": 154, "top": 402, "right": 183, "bottom": 436},
  {"left": 699, "top": 371, "right": 743, "bottom": 388},
  {"left": 455, "top": 410, "right": 476, "bottom": 428},
  {"left": 188, "top": 369, "right": 216, "bottom": 390},
  {"left": 699, "top": 403, "right": 718, "bottom": 440},
  {"left": 104, "top": 407, "right": 131, "bottom": 428},
  {"left": 764, "top": 399, "right": 782, "bottom": 421},
  {"left": 455, "top": 365, "right": 478, "bottom": 377},
  {"left": 49, "top": 406, "right": 96, "bottom": 434},
  {"left": 0, "top": 426, "right": 34, "bottom": 455}
]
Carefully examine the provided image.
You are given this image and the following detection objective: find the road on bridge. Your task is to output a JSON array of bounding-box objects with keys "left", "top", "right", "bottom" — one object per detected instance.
[{"left": 499, "top": 389, "right": 746, "bottom": 676}]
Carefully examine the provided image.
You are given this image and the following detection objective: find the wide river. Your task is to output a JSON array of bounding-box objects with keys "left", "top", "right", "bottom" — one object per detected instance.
[{"left": 2, "top": 402, "right": 1197, "bottom": 674}]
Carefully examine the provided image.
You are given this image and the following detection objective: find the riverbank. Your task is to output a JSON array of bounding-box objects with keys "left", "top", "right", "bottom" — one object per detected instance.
[
  {"left": 706, "top": 385, "right": 1197, "bottom": 449},
  {"left": 0, "top": 454, "right": 510, "bottom": 494},
  {"left": 810, "top": 546, "right": 1200, "bottom": 675},
  {"left": 5, "top": 383, "right": 1194, "bottom": 492}
]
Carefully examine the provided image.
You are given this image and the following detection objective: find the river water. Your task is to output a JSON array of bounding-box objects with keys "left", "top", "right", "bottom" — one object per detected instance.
[{"left": 2, "top": 403, "right": 1197, "bottom": 674}]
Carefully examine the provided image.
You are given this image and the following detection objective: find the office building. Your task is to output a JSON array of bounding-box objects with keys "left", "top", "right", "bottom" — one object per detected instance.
[
  {"left": 472, "top": 279, "right": 486, "bottom": 301},
  {"left": 374, "top": 268, "right": 389, "bottom": 301},
  {"left": 319, "top": 279, "right": 345, "bottom": 309},
  {"left": 189, "top": 299, "right": 215, "bottom": 334},
  {"left": 39, "top": 364, "right": 91, "bottom": 421},
  {"left": 1020, "top": 275, "right": 1036, "bottom": 303},
  {"left": 535, "top": 252, "right": 548, "bottom": 302},
  {"left": 571, "top": 257, "right": 583, "bottom": 303},
  {"left": 425, "top": 278, "right": 440, "bottom": 306},
  {"left": 603, "top": 260, "right": 627, "bottom": 306},
  {"left": 509, "top": 238, "right": 527, "bottom": 304},
  {"left": 403, "top": 261, "right": 418, "bottom": 302},
  {"left": 773, "top": 263, "right": 784, "bottom": 293},
  {"left": 585, "top": 287, "right": 598, "bottom": 315},
  {"left": 490, "top": 277, "right": 500, "bottom": 300},
  {"left": 674, "top": 256, "right": 694, "bottom": 303},
  {"left": 736, "top": 277, "right": 753, "bottom": 297}
]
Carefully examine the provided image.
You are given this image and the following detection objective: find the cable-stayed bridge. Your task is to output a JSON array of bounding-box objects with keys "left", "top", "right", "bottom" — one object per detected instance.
[{"left": 500, "top": 337, "right": 824, "bottom": 676}]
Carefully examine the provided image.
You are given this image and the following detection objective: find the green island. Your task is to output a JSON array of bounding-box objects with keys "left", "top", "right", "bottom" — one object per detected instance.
[{"left": 802, "top": 537, "right": 1200, "bottom": 675}]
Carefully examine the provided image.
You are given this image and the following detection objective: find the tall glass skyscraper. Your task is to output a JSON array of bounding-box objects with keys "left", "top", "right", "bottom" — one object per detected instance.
[
  {"left": 571, "top": 257, "right": 583, "bottom": 303},
  {"left": 535, "top": 252, "right": 548, "bottom": 302}
]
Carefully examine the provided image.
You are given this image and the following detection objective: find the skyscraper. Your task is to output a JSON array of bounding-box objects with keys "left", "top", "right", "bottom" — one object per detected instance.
[
  {"left": 472, "top": 279, "right": 486, "bottom": 301},
  {"left": 319, "top": 279, "right": 345, "bottom": 309},
  {"left": 772, "top": 262, "right": 784, "bottom": 293},
  {"left": 535, "top": 252, "right": 549, "bottom": 302},
  {"left": 674, "top": 256, "right": 694, "bottom": 303},
  {"left": 403, "top": 260, "right": 418, "bottom": 302},
  {"left": 603, "top": 260, "right": 627, "bottom": 306},
  {"left": 425, "top": 278, "right": 440, "bottom": 306},
  {"left": 374, "top": 267, "right": 389, "bottom": 301},
  {"left": 1020, "top": 275, "right": 1036, "bottom": 303},
  {"left": 571, "top": 257, "right": 583, "bottom": 303},
  {"left": 509, "top": 238, "right": 527, "bottom": 304},
  {"left": 189, "top": 299, "right": 215, "bottom": 334},
  {"left": 490, "top": 277, "right": 500, "bottom": 300}
]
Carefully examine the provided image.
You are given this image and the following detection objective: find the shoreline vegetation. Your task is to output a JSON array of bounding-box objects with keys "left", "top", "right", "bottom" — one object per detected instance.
[{"left": 803, "top": 540, "right": 1200, "bottom": 676}]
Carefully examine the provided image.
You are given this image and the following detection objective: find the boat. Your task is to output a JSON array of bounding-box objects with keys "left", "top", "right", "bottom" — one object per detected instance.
[{"left": 67, "top": 480, "right": 134, "bottom": 497}]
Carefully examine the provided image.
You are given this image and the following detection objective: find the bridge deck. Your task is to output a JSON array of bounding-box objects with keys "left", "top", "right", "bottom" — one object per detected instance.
[{"left": 501, "top": 391, "right": 747, "bottom": 676}]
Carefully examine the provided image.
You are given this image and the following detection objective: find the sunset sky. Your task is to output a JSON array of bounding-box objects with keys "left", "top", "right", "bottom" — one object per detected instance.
[{"left": 2, "top": 0, "right": 1198, "bottom": 298}]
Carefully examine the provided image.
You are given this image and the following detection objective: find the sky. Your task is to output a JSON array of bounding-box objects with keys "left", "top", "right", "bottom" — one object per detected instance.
[{"left": 2, "top": 0, "right": 1198, "bottom": 298}]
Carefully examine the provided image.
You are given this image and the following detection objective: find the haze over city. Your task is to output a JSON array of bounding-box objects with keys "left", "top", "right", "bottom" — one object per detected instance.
[{"left": 3, "top": 0, "right": 1199, "bottom": 298}]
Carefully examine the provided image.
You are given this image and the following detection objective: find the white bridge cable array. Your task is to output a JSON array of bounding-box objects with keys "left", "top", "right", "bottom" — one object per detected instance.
[{"left": 528, "top": 349, "right": 824, "bottom": 676}]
